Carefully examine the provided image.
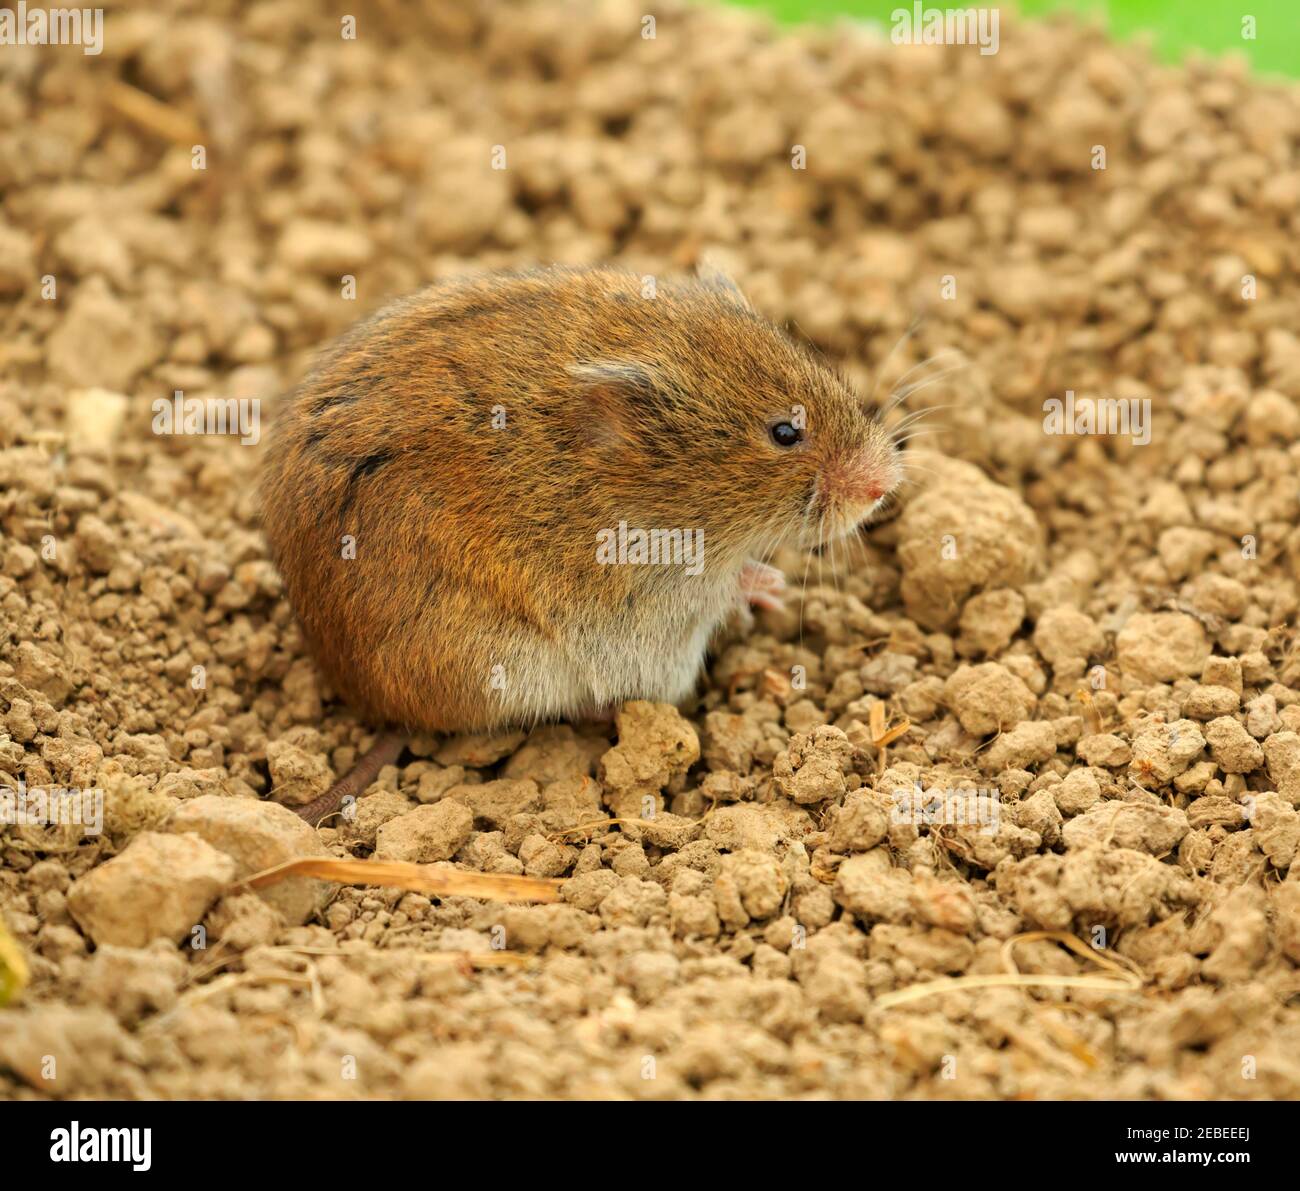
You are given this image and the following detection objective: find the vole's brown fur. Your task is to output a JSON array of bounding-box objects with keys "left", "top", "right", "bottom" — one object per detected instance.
[{"left": 262, "top": 266, "right": 899, "bottom": 745}]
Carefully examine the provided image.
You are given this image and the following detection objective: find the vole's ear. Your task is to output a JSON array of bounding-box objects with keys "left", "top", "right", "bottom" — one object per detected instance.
[
  {"left": 566, "top": 360, "right": 663, "bottom": 447},
  {"left": 694, "top": 257, "right": 753, "bottom": 312}
]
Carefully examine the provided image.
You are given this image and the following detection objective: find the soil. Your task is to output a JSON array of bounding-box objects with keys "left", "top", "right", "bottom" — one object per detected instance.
[{"left": 2, "top": 0, "right": 1300, "bottom": 1100}]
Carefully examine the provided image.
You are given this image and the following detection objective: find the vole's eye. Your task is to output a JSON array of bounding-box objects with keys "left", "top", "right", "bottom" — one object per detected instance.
[{"left": 770, "top": 421, "right": 801, "bottom": 448}]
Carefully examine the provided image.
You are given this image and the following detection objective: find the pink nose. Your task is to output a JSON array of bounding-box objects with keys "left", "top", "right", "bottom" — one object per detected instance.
[{"left": 824, "top": 453, "right": 889, "bottom": 507}]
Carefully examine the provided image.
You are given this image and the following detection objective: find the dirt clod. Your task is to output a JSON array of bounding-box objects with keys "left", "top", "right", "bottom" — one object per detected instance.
[{"left": 2, "top": 0, "right": 1299, "bottom": 1103}]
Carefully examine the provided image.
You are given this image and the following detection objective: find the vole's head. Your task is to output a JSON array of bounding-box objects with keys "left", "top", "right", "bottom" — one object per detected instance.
[{"left": 566, "top": 270, "right": 903, "bottom": 565}]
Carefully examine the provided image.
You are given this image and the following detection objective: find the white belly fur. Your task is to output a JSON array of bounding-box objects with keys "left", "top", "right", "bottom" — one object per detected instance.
[{"left": 490, "top": 575, "right": 737, "bottom": 725}]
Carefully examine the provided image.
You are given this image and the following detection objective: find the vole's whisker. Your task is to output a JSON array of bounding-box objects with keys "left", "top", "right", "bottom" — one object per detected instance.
[
  {"left": 895, "top": 462, "right": 939, "bottom": 486},
  {"left": 877, "top": 350, "right": 966, "bottom": 418},
  {"left": 888, "top": 365, "right": 967, "bottom": 407},
  {"left": 882, "top": 348, "right": 965, "bottom": 401},
  {"left": 797, "top": 513, "right": 820, "bottom": 651},
  {"left": 830, "top": 525, "right": 843, "bottom": 597},
  {"left": 888, "top": 410, "right": 939, "bottom": 435},
  {"left": 897, "top": 446, "right": 941, "bottom": 468},
  {"left": 890, "top": 428, "right": 945, "bottom": 447},
  {"left": 895, "top": 448, "right": 940, "bottom": 475},
  {"left": 884, "top": 402, "right": 960, "bottom": 440},
  {"left": 867, "top": 314, "right": 925, "bottom": 409}
]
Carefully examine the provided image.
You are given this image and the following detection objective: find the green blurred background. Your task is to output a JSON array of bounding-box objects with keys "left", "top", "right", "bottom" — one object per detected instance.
[{"left": 729, "top": 0, "right": 1299, "bottom": 77}]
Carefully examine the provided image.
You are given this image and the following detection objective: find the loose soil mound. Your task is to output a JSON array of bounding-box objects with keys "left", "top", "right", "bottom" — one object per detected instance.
[{"left": 1, "top": 1, "right": 1299, "bottom": 1099}]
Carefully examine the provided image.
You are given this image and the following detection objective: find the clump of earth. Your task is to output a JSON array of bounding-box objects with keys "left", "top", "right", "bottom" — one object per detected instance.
[{"left": 1, "top": 0, "right": 1299, "bottom": 1099}]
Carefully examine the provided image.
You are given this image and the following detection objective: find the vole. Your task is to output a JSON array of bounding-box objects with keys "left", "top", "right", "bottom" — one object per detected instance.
[{"left": 261, "top": 266, "right": 903, "bottom": 823}]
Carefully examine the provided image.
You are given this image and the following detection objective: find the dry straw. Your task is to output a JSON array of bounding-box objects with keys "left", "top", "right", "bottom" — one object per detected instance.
[
  {"left": 237, "top": 856, "right": 565, "bottom": 903},
  {"left": 0, "top": 914, "right": 30, "bottom": 1006},
  {"left": 874, "top": 929, "right": 1146, "bottom": 1010}
]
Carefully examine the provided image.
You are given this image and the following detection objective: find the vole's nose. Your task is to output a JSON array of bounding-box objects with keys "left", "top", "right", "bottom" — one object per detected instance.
[{"left": 822, "top": 446, "right": 898, "bottom": 510}]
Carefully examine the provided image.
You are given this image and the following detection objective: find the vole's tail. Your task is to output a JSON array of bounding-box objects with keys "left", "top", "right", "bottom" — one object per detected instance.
[{"left": 295, "top": 731, "right": 407, "bottom": 825}]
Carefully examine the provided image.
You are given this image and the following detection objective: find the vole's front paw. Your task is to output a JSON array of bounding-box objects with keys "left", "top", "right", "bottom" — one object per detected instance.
[{"left": 738, "top": 559, "right": 786, "bottom": 612}]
